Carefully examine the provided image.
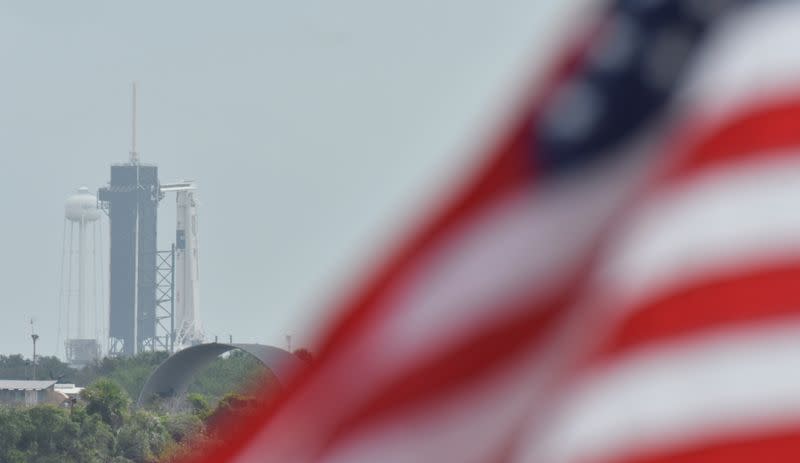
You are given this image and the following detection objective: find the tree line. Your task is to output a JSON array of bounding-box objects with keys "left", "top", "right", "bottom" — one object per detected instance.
[
  {"left": 0, "top": 349, "right": 285, "bottom": 403},
  {"left": 0, "top": 378, "right": 222, "bottom": 462},
  {"left": 0, "top": 349, "right": 312, "bottom": 462}
]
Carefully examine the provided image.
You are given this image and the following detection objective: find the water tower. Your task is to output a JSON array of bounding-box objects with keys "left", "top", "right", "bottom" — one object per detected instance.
[{"left": 62, "top": 186, "right": 103, "bottom": 366}]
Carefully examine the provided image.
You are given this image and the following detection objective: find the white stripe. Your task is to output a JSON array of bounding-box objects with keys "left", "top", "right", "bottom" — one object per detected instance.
[
  {"left": 237, "top": 4, "right": 800, "bottom": 462},
  {"left": 369, "top": 155, "right": 645, "bottom": 368},
  {"left": 232, "top": 153, "right": 654, "bottom": 463},
  {"left": 231, "top": 160, "right": 647, "bottom": 463},
  {"left": 677, "top": 1, "right": 800, "bottom": 124},
  {"left": 517, "top": 318, "right": 800, "bottom": 463},
  {"left": 599, "top": 152, "right": 800, "bottom": 313},
  {"left": 318, "top": 350, "right": 537, "bottom": 463},
  {"left": 236, "top": 331, "right": 554, "bottom": 463}
]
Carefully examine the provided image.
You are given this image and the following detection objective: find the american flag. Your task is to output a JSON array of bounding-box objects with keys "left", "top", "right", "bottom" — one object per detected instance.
[{"left": 200, "top": 1, "right": 800, "bottom": 461}]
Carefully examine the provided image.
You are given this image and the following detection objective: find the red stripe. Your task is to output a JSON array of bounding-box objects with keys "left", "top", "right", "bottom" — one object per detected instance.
[
  {"left": 217, "top": 79, "right": 800, "bottom": 463},
  {"left": 195, "top": 130, "right": 539, "bottom": 462},
  {"left": 313, "top": 19, "right": 605, "bottom": 359},
  {"left": 202, "top": 27, "right": 800, "bottom": 463},
  {"left": 194, "top": 74, "right": 538, "bottom": 463},
  {"left": 579, "top": 95, "right": 800, "bottom": 363},
  {"left": 608, "top": 425, "right": 800, "bottom": 463},
  {"left": 195, "top": 10, "right": 623, "bottom": 461},
  {"left": 293, "top": 1, "right": 602, "bottom": 364},
  {"left": 591, "top": 262, "right": 800, "bottom": 363},
  {"left": 661, "top": 92, "right": 800, "bottom": 183},
  {"left": 316, "top": 290, "right": 568, "bottom": 457},
  {"left": 195, "top": 21, "right": 608, "bottom": 463},
  {"left": 316, "top": 115, "right": 535, "bottom": 358}
]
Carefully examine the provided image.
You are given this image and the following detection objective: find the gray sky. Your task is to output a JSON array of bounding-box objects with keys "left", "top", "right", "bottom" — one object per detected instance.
[{"left": 0, "top": 0, "right": 586, "bottom": 358}]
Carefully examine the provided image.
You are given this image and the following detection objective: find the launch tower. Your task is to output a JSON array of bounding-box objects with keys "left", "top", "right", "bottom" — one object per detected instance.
[{"left": 98, "top": 83, "right": 162, "bottom": 356}]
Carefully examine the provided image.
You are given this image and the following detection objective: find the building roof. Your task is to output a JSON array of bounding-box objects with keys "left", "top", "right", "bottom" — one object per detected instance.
[
  {"left": 0, "top": 380, "right": 57, "bottom": 391},
  {"left": 54, "top": 384, "right": 83, "bottom": 395}
]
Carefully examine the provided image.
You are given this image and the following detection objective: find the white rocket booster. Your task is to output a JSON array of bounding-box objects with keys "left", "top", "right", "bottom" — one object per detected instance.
[{"left": 162, "top": 181, "right": 202, "bottom": 347}]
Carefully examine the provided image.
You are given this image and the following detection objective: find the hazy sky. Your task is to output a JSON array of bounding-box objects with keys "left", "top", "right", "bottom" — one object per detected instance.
[{"left": 0, "top": 0, "right": 587, "bottom": 358}]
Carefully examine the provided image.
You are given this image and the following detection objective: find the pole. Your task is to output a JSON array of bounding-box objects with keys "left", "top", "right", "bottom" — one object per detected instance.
[
  {"left": 131, "top": 82, "right": 140, "bottom": 355},
  {"left": 130, "top": 82, "right": 138, "bottom": 164},
  {"left": 78, "top": 217, "right": 86, "bottom": 339},
  {"left": 133, "top": 165, "right": 139, "bottom": 355},
  {"left": 31, "top": 334, "right": 38, "bottom": 380}
]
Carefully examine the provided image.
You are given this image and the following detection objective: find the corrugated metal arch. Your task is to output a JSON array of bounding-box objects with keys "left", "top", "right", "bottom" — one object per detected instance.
[{"left": 137, "top": 343, "right": 300, "bottom": 406}]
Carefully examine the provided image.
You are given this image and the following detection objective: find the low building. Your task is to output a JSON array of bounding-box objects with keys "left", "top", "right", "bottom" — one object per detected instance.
[
  {"left": 53, "top": 383, "right": 84, "bottom": 403},
  {"left": 0, "top": 380, "right": 59, "bottom": 406}
]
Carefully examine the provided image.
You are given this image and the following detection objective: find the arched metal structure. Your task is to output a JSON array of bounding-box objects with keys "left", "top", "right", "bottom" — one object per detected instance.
[{"left": 137, "top": 343, "right": 300, "bottom": 406}]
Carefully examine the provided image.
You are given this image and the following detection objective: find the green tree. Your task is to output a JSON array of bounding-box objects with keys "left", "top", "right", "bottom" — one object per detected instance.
[
  {"left": 108, "top": 456, "right": 135, "bottom": 463},
  {"left": 161, "top": 412, "right": 203, "bottom": 443},
  {"left": 188, "top": 350, "right": 281, "bottom": 402},
  {"left": 206, "top": 392, "right": 265, "bottom": 441},
  {"left": 69, "top": 407, "right": 116, "bottom": 462},
  {"left": 116, "top": 410, "right": 170, "bottom": 462},
  {"left": 36, "top": 356, "right": 74, "bottom": 382},
  {"left": 185, "top": 392, "right": 212, "bottom": 420},
  {"left": 0, "top": 405, "right": 121, "bottom": 463},
  {"left": 0, "top": 407, "right": 31, "bottom": 463},
  {"left": 82, "top": 379, "right": 131, "bottom": 430},
  {"left": 0, "top": 350, "right": 293, "bottom": 462},
  {"left": 0, "top": 354, "right": 74, "bottom": 381},
  {"left": 25, "top": 405, "right": 80, "bottom": 457},
  {"left": 76, "top": 352, "right": 169, "bottom": 399},
  {"left": 0, "top": 354, "right": 32, "bottom": 379},
  {"left": 159, "top": 430, "right": 221, "bottom": 463}
]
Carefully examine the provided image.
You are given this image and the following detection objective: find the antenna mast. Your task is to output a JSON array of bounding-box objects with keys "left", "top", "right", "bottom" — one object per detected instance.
[
  {"left": 130, "top": 82, "right": 139, "bottom": 164},
  {"left": 30, "top": 318, "right": 39, "bottom": 380}
]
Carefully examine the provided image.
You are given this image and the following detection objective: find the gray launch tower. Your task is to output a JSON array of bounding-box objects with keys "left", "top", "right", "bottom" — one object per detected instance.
[
  {"left": 98, "top": 83, "right": 163, "bottom": 356},
  {"left": 98, "top": 163, "right": 161, "bottom": 356}
]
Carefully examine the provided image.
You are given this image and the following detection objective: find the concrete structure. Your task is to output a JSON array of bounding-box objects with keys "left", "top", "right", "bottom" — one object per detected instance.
[
  {"left": 0, "top": 380, "right": 59, "bottom": 406},
  {"left": 137, "top": 343, "right": 301, "bottom": 406}
]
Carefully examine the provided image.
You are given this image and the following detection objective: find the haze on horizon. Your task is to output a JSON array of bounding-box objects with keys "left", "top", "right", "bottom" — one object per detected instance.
[{"left": 0, "top": 0, "right": 585, "bottom": 358}]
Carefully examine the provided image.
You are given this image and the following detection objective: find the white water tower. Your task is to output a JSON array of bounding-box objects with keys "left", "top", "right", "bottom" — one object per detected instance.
[{"left": 60, "top": 187, "right": 103, "bottom": 366}]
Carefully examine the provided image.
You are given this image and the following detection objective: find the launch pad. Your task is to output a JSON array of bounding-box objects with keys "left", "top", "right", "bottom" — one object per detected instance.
[{"left": 96, "top": 84, "right": 202, "bottom": 357}]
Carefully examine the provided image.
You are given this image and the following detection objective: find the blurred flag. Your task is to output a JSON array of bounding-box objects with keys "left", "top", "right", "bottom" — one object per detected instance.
[{"left": 199, "top": 1, "right": 800, "bottom": 461}]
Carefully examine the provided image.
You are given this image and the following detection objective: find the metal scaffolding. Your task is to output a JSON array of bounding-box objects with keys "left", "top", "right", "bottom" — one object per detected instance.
[{"left": 144, "top": 245, "right": 176, "bottom": 353}]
